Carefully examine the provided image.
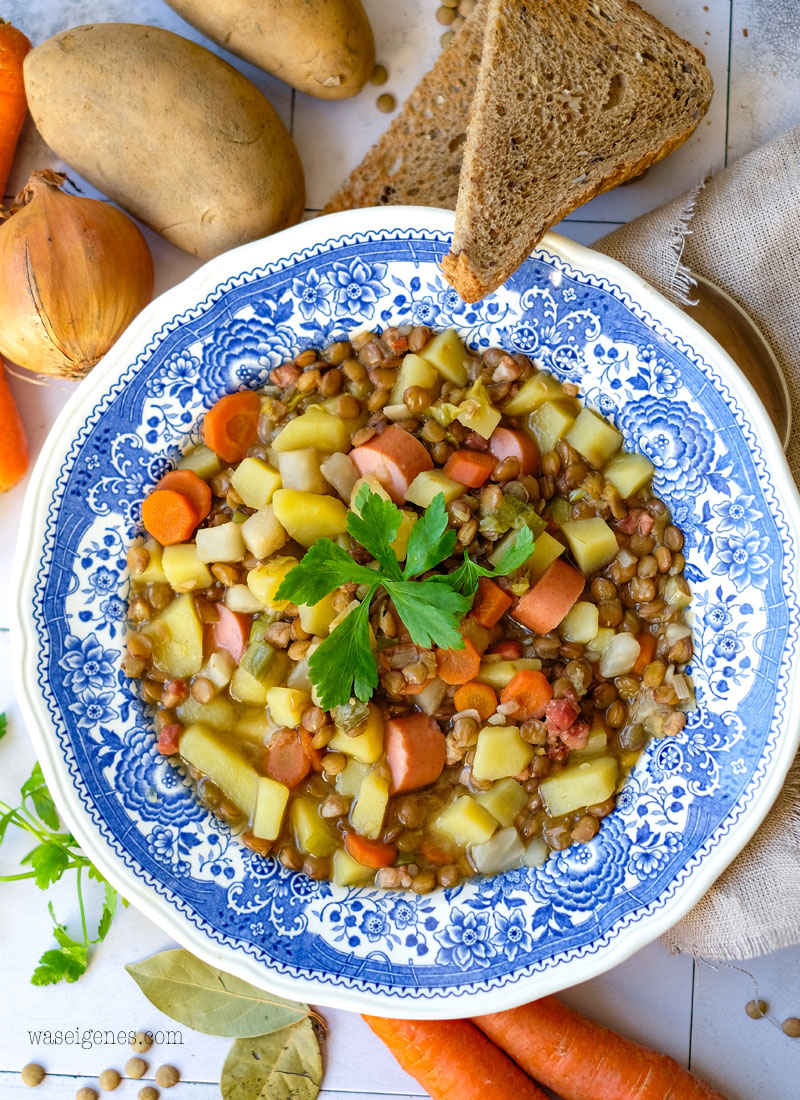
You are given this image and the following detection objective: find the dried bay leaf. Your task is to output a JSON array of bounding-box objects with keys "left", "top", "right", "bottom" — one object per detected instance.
[
  {"left": 221, "top": 1018, "right": 322, "bottom": 1100},
  {"left": 126, "top": 949, "right": 310, "bottom": 1038}
]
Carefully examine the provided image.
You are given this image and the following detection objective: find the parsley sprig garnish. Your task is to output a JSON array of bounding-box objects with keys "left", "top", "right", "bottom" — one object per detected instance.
[
  {"left": 275, "top": 486, "right": 536, "bottom": 709},
  {"left": 0, "top": 744, "right": 125, "bottom": 985}
]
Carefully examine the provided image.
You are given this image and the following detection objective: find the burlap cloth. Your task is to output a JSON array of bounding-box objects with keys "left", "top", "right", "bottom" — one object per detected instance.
[{"left": 595, "top": 124, "right": 800, "bottom": 959}]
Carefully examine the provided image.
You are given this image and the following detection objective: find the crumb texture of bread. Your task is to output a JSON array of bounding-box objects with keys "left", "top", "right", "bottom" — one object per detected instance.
[
  {"left": 443, "top": 0, "right": 714, "bottom": 302},
  {"left": 321, "top": 3, "right": 488, "bottom": 214}
]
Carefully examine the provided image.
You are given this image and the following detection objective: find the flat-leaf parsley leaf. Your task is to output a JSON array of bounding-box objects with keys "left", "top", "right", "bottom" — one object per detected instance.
[
  {"left": 0, "top": 749, "right": 126, "bottom": 985},
  {"left": 436, "top": 525, "right": 536, "bottom": 599},
  {"left": 274, "top": 488, "right": 535, "bottom": 709}
]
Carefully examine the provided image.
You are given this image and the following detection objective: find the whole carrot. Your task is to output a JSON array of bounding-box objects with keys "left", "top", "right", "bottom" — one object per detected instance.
[
  {"left": 0, "top": 19, "right": 32, "bottom": 198},
  {"left": 363, "top": 1016, "right": 549, "bottom": 1100},
  {"left": 0, "top": 359, "right": 28, "bottom": 491},
  {"left": 475, "top": 996, "right": 730, "bottom": 1100}
]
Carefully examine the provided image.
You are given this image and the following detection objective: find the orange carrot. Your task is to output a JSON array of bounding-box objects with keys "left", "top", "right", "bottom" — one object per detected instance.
[
  {"left": 471, "top": 576, "right": 513, "bottom": 628},
  {"left": 141, "top": 488, "right": 199, "bottom": 545},
  {"left": 156, "top": 469, "right": 212, "bottom": 522},
  {"left": 454, "top": 680, "right": 498, "bottom": 721},
  {"left": 474, "top": 996, "right": 730, "bottom": 1100},
  {"left": 0, "top": 20, "right": 31, "bottom": 198},
  {"left": 420, "top": 839, "right": 452, "bottom": 865},
  {"left": 0, "top": 359, "right": 28, "bottom": 491},
  {"left": 512, "top": 558, "right": 585, "bottom": 633},
  {"left": 443, "top": 448, "right": 497, "bottom": 488},
  {"left": 488, "top": 639, "right": 523, "bottom": 660},
  {"left": 398, "top": 678, "right": 430, "bottom": 696},
  {"left": 264, "top": 729, "right": 311, "bottom": 788},
  {"left": 632, "top": 630, "right": 657, "bottom": 676},
  {"left": 500, "top": 669, "right": 552, "bottom": 720},
  {"left": 298, "top": 728, "right": 324, "bottom": 773},
  {"left": 345, "top": 833, "right": 397, "bottom": 868},
  {"left": 203, "top": 390, "right": 261, "bottom": 463},
  {"left": 363, "top": 1017, "right": 549, "bottom": 1100},
  {"left": 436, "top": 636, "right": 481, "bottom": 685}
]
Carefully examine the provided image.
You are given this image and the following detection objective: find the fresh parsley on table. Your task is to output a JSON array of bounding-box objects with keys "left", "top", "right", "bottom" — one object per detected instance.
[
  {"left": 275, "top": 486, "right": 535, "bottom": 709},
  {"left": 0, "top": 734, "right": 125, "bottom": 985}
]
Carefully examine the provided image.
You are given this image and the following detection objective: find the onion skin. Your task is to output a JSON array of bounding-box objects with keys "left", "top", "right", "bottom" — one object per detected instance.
[{"left": 0, "top": 171, "right": 154, "bottom": 377}]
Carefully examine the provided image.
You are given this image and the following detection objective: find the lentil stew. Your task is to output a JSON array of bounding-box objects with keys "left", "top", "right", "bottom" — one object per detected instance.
[{"left": 125, "top": 326, "right": 693, "bottom": 890}]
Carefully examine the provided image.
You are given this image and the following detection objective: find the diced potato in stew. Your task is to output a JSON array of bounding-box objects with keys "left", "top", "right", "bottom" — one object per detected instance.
[{"left": 126, "top": 327, "right": 693, "bottom": 892}]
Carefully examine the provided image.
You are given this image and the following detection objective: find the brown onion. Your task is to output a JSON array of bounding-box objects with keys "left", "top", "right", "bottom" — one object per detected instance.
[{"left": 0, "top": 171, "right": 154, "bottom": 377}]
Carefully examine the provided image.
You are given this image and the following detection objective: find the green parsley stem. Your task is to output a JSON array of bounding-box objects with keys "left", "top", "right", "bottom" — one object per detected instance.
[
  {"left": 76, "top": 865, "right": 88, "bottom": 945},
  {"left": 0, "top": 863, "right": 83, "bottom": 882}
]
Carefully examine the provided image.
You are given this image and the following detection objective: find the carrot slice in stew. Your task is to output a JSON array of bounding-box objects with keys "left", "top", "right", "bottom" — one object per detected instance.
[
  {"left": 488, "top": 639, "right": 523, "bottom": 660},
  {"left": 203, "top": 390, "right": 262, "bottom": 463},
  {"left": 500, "top": 669, "right": 553, "bottom": 721},
  {"left": 156, "top": 469, "right": 212, "bottom": 522},
  {"left": 512, "top": 559, "right": 585, "bottom": 634},
  {"left": 344, "top": 833, "right": 397, "bottom": 868},
  {"left": 264, "top": 729, "right": 311, "bottom": 788},
  {"left": 632, "top": 631, "right": 657, "bottom": 675},
  {"left": 398, "top": 678, "right": 431, "bottom": 696},
  {"left": 436, "top": 636, "right": 481, "bottom": 685},
  {"left": 470, "top": 576, "right": 513, "bottom": 628},
  {"left": 454, "top": 680, "right": 498, "bottom": 721},
  {"left": 141, "top": 488, "right": 200, "bottom": 546},
  {"left": 474, "top": 996, "right": 730, "bottom": 1100},
  {"left": 443, "top": 449, "right": 497, "bottom": 488},
  {"left": 298, "top": 728, "right": 324, "bottom": 772},
  {"left": 363, "top": 1017, "right": 550, "bottom": 1100},
  {"left": 420, "top": 839, "right": 453, "bottom": 866}
]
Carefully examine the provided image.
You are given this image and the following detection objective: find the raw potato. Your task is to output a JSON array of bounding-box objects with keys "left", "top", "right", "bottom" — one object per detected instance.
[
  {"left": 164, "top": 0, "right": 375, "bottom": 99},
  {"left": 24, "top": 24, "right": 305, "bottom": 259}
]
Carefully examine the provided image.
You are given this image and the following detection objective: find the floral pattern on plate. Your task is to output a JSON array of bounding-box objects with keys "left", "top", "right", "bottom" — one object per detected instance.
[{"left": 16, "top": 216, "right": 800, "bottom": 1010}]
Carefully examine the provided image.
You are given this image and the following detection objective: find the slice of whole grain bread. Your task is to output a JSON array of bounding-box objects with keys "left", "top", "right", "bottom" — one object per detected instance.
[
  {"left": 321, "top": 3, "right": 487, "bottom": 214},
  {"left": 441, "top": 0, "right": 713, "bottom": 302}
]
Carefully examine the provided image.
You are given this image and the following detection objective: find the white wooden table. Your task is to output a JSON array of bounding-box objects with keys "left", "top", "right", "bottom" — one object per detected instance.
[{"left": 2, "top": 1, "right": 800, "bottom": 1096}]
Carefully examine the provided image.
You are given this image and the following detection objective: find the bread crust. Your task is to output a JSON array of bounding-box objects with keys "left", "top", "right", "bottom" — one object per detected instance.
[
  {"left": 442, "top": 0, "right": 713, "bottom": 301},
  {"left": 443, "top": 129, "right": 697, "bottom": 302},
  {"left": 322, "top": 4, "right": 488, "bottom": 214}
]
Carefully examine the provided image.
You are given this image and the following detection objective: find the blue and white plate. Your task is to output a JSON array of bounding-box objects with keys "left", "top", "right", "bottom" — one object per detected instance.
[{"left": 12, "top": 208, "right": 800, "bottom": 1016}]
